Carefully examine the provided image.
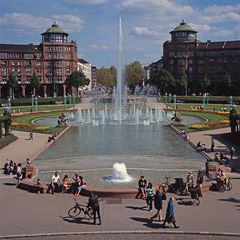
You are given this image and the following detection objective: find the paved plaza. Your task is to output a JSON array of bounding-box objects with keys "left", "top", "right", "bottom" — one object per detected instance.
[{"left": 0, "top": 99, "right": 240, "bottom": 239}]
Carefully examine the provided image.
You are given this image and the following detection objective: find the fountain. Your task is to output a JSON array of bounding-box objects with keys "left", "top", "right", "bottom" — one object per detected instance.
[
  {"left": 104, "top": 163, "right": 133, "bottom": 183},
  {"left": 33, "top": 17, "right": 206, "bottom": 191},
  {"left": 71, "top": 17, "right": 167, "bottom": 126}
]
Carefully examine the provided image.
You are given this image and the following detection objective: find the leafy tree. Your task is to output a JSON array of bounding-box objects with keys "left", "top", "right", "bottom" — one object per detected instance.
[
  {"left": 3, "top": 109, "right": 12, "bottom": 136},
  {"left": 7, "top": 73, "right": 18, "bottom": 98},
  {"left": 198, "top": 75, "right": 211, "bottom": 94},
  {"left": 151, "top": 69, "right": 176, "bottom": 94},
  {"left": 221, "top": 74, "right": 232, "bottom": 95},
  {"left": 176, "top": 75, "right": 187, "bottom": 95},
  {"left": 96, "top": 66, "right": 116, "bottom": 88},
  {"left": 65, "top": 71, "right": 89, "bottom": 97},
  {"left": 125, "top": 61, "right": 145, "bottom": 89},
  {"left": 0, "top": 119, "right": 3, "bottom": 138},
  {"left": 29, "top": 73, "right": 41, "bottom": 96}
]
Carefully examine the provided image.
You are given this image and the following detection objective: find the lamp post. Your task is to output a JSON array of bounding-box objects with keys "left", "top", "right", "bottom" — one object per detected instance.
[
  {"left": 31, "top": 95, "right": 34, "bottom": 110},
  {"left": 173, "top": 94, "right": 177, "bottom": 109},
  {"left": 202, "top": 94, "right": 206, "bottom": 108},
  {"left": 229, "top": 96, "right": 233, "bottom": 106},
  {"left": 64, "top": 95, "right": 67, "bottom": 109},
  {"left": 8, "top": 98, "right": 11, "bottom": 112},
  {"left": 35, "top": 96, "right": 38, "bottom": 112}
]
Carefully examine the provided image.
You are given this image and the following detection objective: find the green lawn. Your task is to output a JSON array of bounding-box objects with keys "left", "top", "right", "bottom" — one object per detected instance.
[
  {"left": 166, "top": 103, "right": 240, "bottom": 112},
  {"left": 11, "top": 111, "right": 68, "bottom": 134},
  {"left": 169, "top": 110, "right": 229, "bottom": 133},
  {"left": 0, "top": 135, "right": 17, "bottom": 149},
  {"left": 0, "top": 104, "right": 73, "bottom": 115}
]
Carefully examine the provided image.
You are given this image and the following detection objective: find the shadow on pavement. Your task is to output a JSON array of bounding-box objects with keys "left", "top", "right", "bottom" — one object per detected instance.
[
  {"left": 3, "top": 182, "right": 16, "bottom": 186},
  {"left": 130, "top": 217, "right": 166, "bottom": 229},
  {"left": 218, "top": 197, "right": 240, "bottom": 210},
  {"left": 125, "top": 205, "right": 148, "bottom": 211},
  {"left": 60, "top": 216, "right": 94, "bottom": 225}
]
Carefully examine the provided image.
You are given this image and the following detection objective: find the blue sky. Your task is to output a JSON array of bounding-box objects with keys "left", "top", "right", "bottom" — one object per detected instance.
[{"left": 0, "top": 0, "right": 239, "bottom": 68}]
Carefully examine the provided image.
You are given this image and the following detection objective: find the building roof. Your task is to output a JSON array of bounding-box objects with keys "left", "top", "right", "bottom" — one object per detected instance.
[
  {"left": 0, "top": 44, "right": 39, "bottom": 52},
  {"left": 78, "top": 58, "right": 89, "bottom": 64},
  {"left": 197, "top": 40, "right": 240, "bottom": 50},
  {"left": 41, "top": 22, "right": 68, "bottom": 35},
  {"left": 170, "top": 20, "right": 197, "bottom": 33}
]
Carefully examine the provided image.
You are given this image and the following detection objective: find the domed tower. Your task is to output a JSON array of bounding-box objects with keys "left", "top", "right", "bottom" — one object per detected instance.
[
  {"left": 163, "top": 20, "right": 199, "bottom": 94},
  {"left": 170, "top": 20, "right": 197, "bottom": 42},
  {"left": 41, "top": 22, "right": 68, "bottom": 43},
  {"left": 40, "top": 22, "right": 78, "bottom": 97}
]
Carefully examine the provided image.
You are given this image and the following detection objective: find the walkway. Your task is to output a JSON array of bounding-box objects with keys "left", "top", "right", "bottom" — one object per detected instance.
[
  {"left": 0, "top": 98, "right": 240, "bottom": 238},
  {"left": 0, "top": 130, "right": 48, "bottom": 178},
  {"left": 0, "top": 177, "right": 239, "bottom": 238}
]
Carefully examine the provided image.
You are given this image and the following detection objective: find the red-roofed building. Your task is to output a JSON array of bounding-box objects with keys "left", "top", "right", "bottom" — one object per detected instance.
[
  {"left": 0, "top": 22, "right": 78, "bottom": 98},
  {"left": 162, "top": 20, "right": 240, "bottom": 94}
]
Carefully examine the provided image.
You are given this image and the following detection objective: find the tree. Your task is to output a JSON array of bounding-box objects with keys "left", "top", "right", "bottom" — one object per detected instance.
[
  {"left": 125, "top": 61, "right": 145, "bottom": 89},
  {"left": 3, "top": 109, "right": 12, "bottom": 136},
  {"left": 65, "top": 71, "right": 89, "bottom": 97},
  {"left": 0, "top": 119, "right": 3, "bottom": 138},
  {"left": 221, "top": 74, "right": 232, "bottom": 95},
  {"left": 96, "top": 66, "right": 116, "bottom": 88},
  {"left": 151, "top": 69, "right": 176, "bottom": 94},
  {"left": 7, "top": 73, "right": 18, "bottom": 98},
  {"left": 176, "top": 75, "right": 187, "bottom": 95},
  {"left": 198, "top": 75, "right": 211, "bottom": 94},
  {"left": 29, "top": 73, "right": 41, "bottom": 96}
]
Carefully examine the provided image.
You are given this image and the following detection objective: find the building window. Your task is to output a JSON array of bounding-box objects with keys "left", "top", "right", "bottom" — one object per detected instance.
[{"left": 178, "top": 59, "right": 184, "bottom": 66}]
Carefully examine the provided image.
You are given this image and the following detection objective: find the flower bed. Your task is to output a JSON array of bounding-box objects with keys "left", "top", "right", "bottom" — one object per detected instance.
[
  {"left": 190, "top": 120, "right": 230, "bottom": 130},
  {"left": 11, "top": 122, "right": 50, "bottom": 130}
]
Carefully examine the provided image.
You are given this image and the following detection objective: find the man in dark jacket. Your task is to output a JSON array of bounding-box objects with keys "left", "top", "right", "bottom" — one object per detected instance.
[
  {"left": 149, "top": 188, "right": 165, "bottom": 223},
  {"left": 87, "top": 192, "right": 102, "bottom": 225}
]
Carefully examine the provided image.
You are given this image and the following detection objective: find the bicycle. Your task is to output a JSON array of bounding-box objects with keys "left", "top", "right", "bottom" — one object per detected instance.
[
  {"left": 160, "top": 176, "right": 185, "bottom": 195},
  {"left": 216, "top": 177, "right": 232, "bottom": 192},
  {"left": 68, "top": 198, "right": 94, "bottom": 219}
]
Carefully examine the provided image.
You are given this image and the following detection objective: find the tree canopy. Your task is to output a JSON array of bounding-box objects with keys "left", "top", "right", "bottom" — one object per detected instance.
[
  {"left": 198, "top": 75, "right": 211, "bottom": 94},
  {"left": 66, "top": 71, "right": 89, "bottom": 96},
  {"left": 29, "top": 73, "right": 41, "bottom": 95},
  {"left": 96, "top": 66, "right": 117, "bottom": 88},
  {"left": 125, "top": 61, "right": 145, "bottom": 88},
  {"left": 151, "top": 69, "right": 176, "bottom": 94}
]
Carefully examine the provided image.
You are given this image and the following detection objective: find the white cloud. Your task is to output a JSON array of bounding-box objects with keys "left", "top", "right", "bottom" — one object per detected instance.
[
  {"left": 131, "top": 26, "right": 160, "bottom": 36},
  {"left": 64, "top": 0, "right": 108, "bottom": 5},
  {"left": 201, "top": 4, "right": 240, "bottom": 23},
  {"left": 0, "top": 13, "right": 84, "bottom": 34},
  {"left": 190, "top": 23, "right": 211, "bottom": 33},
  {"left": 119, "top": 0, "right": 194, "bottom": 16},
  {"left": 52, "top": 14, "right": 85, "bottom": 32},
  {"left": 88, "top": 44, "right": 109, "bottom": 50}
]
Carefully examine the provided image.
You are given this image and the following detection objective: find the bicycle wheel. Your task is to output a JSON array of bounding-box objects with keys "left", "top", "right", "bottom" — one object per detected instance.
[
  {"left": 225, "top": 182, "right": 232, "bottom": 191},
  {"left": 193, "top": 197, "right": 200, "bottom": 206},
  {"left": 218, "top": 184, "right": 225, "bottom": 192},
  {"left": 68, "top": 206, "right": 81, "bottom": 217},
  {"left": 87, "top": 208, "right": 94, "bottom": 219}
]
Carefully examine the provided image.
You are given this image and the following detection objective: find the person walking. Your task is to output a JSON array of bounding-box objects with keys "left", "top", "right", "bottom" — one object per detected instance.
[
  {"left": 210, "top": 138, "right": 215, "bottom": 152},
  {"left": 229, "top": 146, "right": 235, "bottom": 160},
  {"left": 149, "top": 187, "right": 165, "bottom": 223},
  {"left": 196, "top": 170, "right": 204, "bottom": 197},
  {"left": 163, "top": 198, "right": 179, "bottom": 228},
  {"left": 28, "top": 130, "right": 33, "bottom": 140},
  {"left": 145, "top": 182, "right": 154, "bottom": 212},
  {"left": 87, "top": 192, "right": 102, "bottom": 225}
]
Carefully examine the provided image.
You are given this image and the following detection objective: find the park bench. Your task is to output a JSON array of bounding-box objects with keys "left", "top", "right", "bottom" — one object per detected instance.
[
  {"left": 55, "top": 101, "right": 64, "bottom": 105},
  {"left": 17, "top": 179, "right": 48, "bottom": 193}
]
